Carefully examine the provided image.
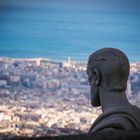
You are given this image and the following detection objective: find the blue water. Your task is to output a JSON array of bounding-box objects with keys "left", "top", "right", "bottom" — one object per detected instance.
[{"left": 0, "top": 0, "right": 140, "bottom": 62}]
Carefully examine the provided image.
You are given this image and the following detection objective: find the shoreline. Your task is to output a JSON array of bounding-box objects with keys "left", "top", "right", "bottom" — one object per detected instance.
[
  {"left": 0, "top": 57, "right": 139, "bottom": 64},
  {"left": 0, "top": 57, "right": 87, "bottom": 64}
]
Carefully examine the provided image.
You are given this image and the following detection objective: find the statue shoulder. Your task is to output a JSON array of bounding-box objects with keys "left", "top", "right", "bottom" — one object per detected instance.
[{"left": 89, "top": 106, "right": 140, "bottom": 133}]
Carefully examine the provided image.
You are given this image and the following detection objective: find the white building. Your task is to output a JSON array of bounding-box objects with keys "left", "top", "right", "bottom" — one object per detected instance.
[
  {"left": 126, "top": 81, "right": 132, "bottom": 97},
  {"left": 0, "top": 80, "right": 7, "bottom": 87}
]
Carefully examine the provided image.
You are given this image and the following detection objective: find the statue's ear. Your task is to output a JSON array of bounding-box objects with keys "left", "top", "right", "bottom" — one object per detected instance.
[{"left": 94, "top": 69, "right": 100, "bottom": 86}]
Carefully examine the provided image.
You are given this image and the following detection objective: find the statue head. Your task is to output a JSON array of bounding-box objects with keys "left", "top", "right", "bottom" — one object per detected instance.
[{"left": 87, "top": 48, "right": 130, "bottom": 107}]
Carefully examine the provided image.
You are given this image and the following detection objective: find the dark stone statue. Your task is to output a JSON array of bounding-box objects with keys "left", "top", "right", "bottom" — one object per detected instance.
[{"left": 87, "top": 48, "right": 140, "bottom": 133}]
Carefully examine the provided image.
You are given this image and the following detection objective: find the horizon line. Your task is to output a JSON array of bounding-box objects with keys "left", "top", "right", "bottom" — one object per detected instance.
[{"left": 0, "top": 57, "right": 139, "bottom": 64}]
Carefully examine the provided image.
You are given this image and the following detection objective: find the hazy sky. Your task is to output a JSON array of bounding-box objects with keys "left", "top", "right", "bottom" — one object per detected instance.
[{"left": 0, "top": 0, "right": 140, "bottom": 11}]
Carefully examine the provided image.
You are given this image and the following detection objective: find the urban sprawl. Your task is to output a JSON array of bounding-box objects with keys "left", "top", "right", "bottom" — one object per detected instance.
[{"left": 0, "top": 58, "right": 139, "bottom": 137}]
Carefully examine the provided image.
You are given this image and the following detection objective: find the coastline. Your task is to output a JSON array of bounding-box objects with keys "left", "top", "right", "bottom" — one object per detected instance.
[
  {"left": 0, "top": 57, "right": 139, "bottom": 64},
  {"left": 0, "top": 57, "right": 87, "bottom": 64}
]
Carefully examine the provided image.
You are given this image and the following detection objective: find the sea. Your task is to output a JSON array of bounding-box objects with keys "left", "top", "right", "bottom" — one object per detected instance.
[{"left": 0, "top": 0, "right": 140, "bottom": 62}]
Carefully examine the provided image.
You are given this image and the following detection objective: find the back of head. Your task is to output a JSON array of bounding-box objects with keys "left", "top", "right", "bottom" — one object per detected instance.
[{"left": 87, "top": 48, "right": 130, "bottom": 91}]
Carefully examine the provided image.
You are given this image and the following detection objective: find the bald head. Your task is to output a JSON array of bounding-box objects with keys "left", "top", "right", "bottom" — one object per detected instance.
[{"left": 87, "top": 48, "right": 130, "bottom": 91}]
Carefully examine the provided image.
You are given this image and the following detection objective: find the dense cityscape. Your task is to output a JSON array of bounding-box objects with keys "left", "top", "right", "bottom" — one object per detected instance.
[{"left": 0, "top": 58, "right": 139, "bottom": 137}]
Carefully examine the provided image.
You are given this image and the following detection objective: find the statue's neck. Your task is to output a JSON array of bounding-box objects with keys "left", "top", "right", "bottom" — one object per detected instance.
[{"left": 99, "top": 88, "right": 131, "bottom": 113}]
